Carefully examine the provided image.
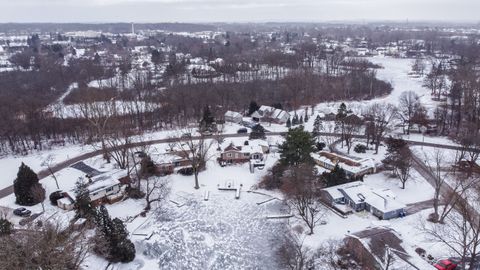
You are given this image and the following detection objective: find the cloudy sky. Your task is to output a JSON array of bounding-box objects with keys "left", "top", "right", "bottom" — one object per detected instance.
[{"left": 1, "top": 0, "right": 479, "bottom": 23}]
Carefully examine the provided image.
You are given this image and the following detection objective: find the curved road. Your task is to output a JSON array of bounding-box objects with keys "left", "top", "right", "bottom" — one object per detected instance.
[{"left": 0, "top": 131, "right": 474, "bottom": 199}]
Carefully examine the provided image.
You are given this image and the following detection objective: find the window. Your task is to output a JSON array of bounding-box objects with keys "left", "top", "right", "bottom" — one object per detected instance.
[
  {"left": 106, "top": 186, "right": 114, "bottom": 193},
  {"left": 227, "top": 153, "right": 232, "bottom": 158}
]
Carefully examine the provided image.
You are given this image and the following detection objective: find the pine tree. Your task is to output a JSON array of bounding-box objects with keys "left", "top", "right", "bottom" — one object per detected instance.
[
  {"left": 200, "top": 105, "right": 215, "bottom": 132},
  {"left": 0, "top": 217, "right": 12, "bottom": 236},
  {"left": 312, "top": 115, "right": 322, "bottom": 137},
  {"left": 94, "top": 206, "right": 136, "bottom": 263},
  {"left": 304, "top": 112, "right": 309, "bottom": 123},
  {"left": 279, "top": 126, "right": 316, "bottom": 166},
  {"left": 322, "top": 165, "right": 350, "bottom": 187},
  {"left": 13, "top": 162, "right": 44, "bottom": 206},
  {"left": 248, "top": 101, "right": 260, "bottom": 116},
  {"left": 74, "top": 178, "right": 96, "bottom": 221},
  {"left": 286, "top": 118, "right": 291, "bottom": 128},
  {"left": 292, "top": 114, "right": 299, "bottom": 126},
  {"left": 299, "top": 116, "right": 304, "bottom": 124},
  {"left": 249, "top": 124, "right": 266, "bottom": 140}
]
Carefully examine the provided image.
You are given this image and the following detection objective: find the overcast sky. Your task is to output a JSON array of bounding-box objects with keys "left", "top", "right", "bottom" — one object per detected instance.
[{"left": 1, "top": 0, "right": 479, "bottom": 23}]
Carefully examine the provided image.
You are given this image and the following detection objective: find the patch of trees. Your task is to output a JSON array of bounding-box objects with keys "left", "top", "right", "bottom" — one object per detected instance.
[{"left": 13, "top": 162, "right": 45, "bottom": 206}]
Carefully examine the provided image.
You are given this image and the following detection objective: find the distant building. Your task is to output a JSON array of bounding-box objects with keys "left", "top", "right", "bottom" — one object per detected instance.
[
  {"left": 251, "top": 105, "right": 290, "bottom": 124},
  {"left": 224, "top": 111, "right": 243, "bottom": 124}
]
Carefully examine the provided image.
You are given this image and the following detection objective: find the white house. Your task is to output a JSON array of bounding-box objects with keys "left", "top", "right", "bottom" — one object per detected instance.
[
  {"left": 251, "top": 105, "right": 290, "bottom": 124},
  {"left": 312, "top": 151, "right": 377, "bottom": 178},
  {"left": 224, "top": 111, "right": 243, "bottom": 124},
  {"left": 57, "top": 169, "right": 130, "bottom": 210}
]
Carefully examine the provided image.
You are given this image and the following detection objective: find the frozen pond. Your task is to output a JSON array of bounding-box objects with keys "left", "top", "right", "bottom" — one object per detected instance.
[{"left": 136, "top": 192, "right": 289, "bottom": 270}]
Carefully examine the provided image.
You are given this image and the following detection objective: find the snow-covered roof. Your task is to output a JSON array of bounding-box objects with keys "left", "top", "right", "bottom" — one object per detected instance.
[
  {"left": 340, "top": 182, "right": 405, "bottom": 212},
  {"left": 224, "top": 110, "right": 242, "bottom": 118},
  {"left": 87, "top": 169, "right": 127, "bottom": 193}
]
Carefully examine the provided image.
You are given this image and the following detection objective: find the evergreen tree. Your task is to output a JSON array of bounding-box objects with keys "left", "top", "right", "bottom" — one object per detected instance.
[
  {"left": 74, "top": 178, "right": 96, "bottom": 221},
  {"left": 13, "top": 163, "right": 44, "bottom": 206},
  {"left": 299, "top": 116, "right": 304, "bottom": 124},
  {"left": 0, "top": 217, "right": 12, "bottom": 236},
  {"left": 200, "top": 105, "right": 215, "bottom": 132},
  {"left": 140, "top": 156, "right": 156, "bottom": 177},
  {"left": 279, "top": 126, "right": 316, "bottom": 166},
  {"left": 248, "top": 101, "right": 260, "bottom": 116},
  {"left": 304, "top": 112, "right": 309, "bottom": 122},
  {"left": 286, "top": 118, "right": 291, "bottom": 128},
  {"left": 322, "top": 165, "right": 350, "bottom": 187},
  {"left": 312, "top": 115, "right": 323, "bottom": 137},
  {"left": 94, "top": 206, "right": 136, "bottom": 263},
  {"left": 150, "top": 49, "right": 162, "bottom": 68},
  {"left": 249, "top": 124, "right": 266, "bottom": 140},
  {"left": 292, "top": 114, "right": 299, "bottom": 126}
]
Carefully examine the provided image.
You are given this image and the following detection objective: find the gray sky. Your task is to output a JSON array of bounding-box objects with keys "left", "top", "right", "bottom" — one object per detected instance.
[{"left": 1, "top": 0, "right": 479, "bottom": 23}]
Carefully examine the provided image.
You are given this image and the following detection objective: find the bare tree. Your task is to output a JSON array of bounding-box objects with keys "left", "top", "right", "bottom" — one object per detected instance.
[
  {"left": 398, "top": 91, "right": 422, "bottom": 135},
  {"left": 0, "top": 221, "right": 90, "bottom": 270},
  {"left": 41, "top": 154, "right": 59, "bottom": 189},
  {"left": 76, "top": 97, "right": 118, "bottom": 163},
  {"left": 277, "top": 228, "right": 313, "bottom": 270},
  {"left": 366, "top": 103, "right": 398, "bottom": 154},
  {"left": 281, "top": 164, "right": 326, "bottom": 234},
  {"left": 144, "top": 177, "right": 171, "bottom": 212},
  {"left": 420, "top": 195, "right": 480, "bottom": 269},
  {"left": 175, "top": 130, "right": 214, "bottom": 189},
  {"left": 31, "top": 184, "right": 46, "bottom": 212}
]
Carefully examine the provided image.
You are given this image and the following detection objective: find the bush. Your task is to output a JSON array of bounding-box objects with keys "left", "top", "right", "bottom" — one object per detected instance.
[
  {"left": 0, "top": 217, "right": 13, "bottom": 236},
  {"left": 259, "top": 163, "right": 285, "bottom": 190},
  {"left": 49, "top": 191, "right": 64, "bottom": 206},
  {"left": 126, "top": 187, "right": 145, "bottom": 199},
  {"left": 178, "top": 167, "right": 194, "bottom": 176},
  {"left": 316, "top": 142, "right": 326, "bottom": 152},
  {"left": 354, "top": 144, "right": 367, "bottom": 153}
]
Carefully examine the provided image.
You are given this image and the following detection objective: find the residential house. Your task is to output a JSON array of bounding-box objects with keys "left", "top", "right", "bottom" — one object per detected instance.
[
  {"left": 344, "top": 227, "right": 434, "bottom": 270},
  {"left": 218, "top": 142, "right": 265, "bottom": 166},
  {"left": 313, "top": 151, "right": 377, "bottom": 178},
  {"left": 251, "top": 105, "right": 290, "bottom": 124},
  {"left": 151, "top": 150, "right": 193, "bottom": 175},
  {"left": 57, "top": 169, "right": 130, "bottom": 210},
  {"left": 321, "top": 181, "right": 406, "bottom": 220},
  {"left": 224, "top": 110, "right": 243, "bottom": 124}
]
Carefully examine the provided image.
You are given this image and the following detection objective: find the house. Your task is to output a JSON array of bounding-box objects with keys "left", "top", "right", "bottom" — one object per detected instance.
[
  {"left": 218, "top": 143, "right": 265, "bottom": 166},
  {"left": 344, "top": 227, "right": 434, "bottom": 270},
  {"left": 251, "top": 105, "right": 290, "bottom": 124},
  {"left": 151, "top": 151, "right": 193, "bottom": 175},
  {"left": 224, "top": 111, "right": 243, "bottom": 124},
  {"left": 313, "top": 151, "right": 376, "bottom": 178},
  {"left": 321, "top": 181, "right": 406, "bottom": 220},
  {"left": 57, "top": 169, "right": 130, "bottom": 210}
]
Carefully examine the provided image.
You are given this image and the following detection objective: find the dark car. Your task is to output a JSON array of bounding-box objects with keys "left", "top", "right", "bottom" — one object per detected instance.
[
  {"left": 13, "top": 207, "right": 31, "bottom": 217},
  {"left": 237, "top": 128, "right": 248, "bottom": 134},
  {"left": 434, "top": 259, "right": 457, "bottom": 270}
]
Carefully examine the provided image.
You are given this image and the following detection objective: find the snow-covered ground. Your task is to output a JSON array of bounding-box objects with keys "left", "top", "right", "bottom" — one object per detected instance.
[{"left": 0, "top": 56, "right": 463, "bottom": 269}]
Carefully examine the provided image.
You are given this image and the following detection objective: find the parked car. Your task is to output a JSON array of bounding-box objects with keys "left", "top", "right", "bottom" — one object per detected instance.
[
  {"left": 434, "top": 259, "right": 457, "bottom": 270},
  {"left": 181, "top": 133, "right": 191, "bottom": 138},
  {"left": 13, "top": 207, "right": 31, "bottom": 217},
  {"left": 237, "top": 128, "right": 248, "bottom": 134}
]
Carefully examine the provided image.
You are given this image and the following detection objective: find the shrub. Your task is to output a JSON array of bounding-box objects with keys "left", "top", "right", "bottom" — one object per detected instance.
[
  {"left": 354, "top": 144, "right": 367, "bottom": 153},
  {"left": 178, "top": 167, "right": 194, "bottom": 176},
  {"left": 259, "top": 163, "right": 285, "bottom": 190},
  {"left": 49, "top": 191, "right": 64, "bottom": 206},
  {"left": 126, "top": 187, "right": 145, "bottom": 199},
  {"left": 316, "top": 142, "right": 326, "bottom": 152}
]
